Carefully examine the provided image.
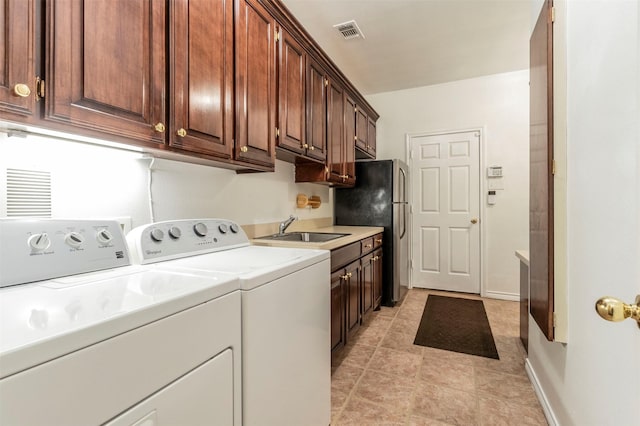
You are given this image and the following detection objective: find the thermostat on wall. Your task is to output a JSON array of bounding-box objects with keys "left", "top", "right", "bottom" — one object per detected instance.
[{"left": 487, "top": 166, "right": 503, "bottom": 177}]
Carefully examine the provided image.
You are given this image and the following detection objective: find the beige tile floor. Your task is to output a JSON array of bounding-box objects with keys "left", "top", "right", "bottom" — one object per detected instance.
[{"left": 331, "top": 289, "right": 548, "bottom": 426}]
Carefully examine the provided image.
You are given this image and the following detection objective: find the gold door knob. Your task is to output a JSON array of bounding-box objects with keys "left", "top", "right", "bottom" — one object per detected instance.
[
  {"left": 595, "top": 295, "right": 640, "bottom": 328},
  {"left": 176, "top": 128, "right": 187, "bottom": 137},
  {"left": 347, "top": 272, "right": 353, "bottom": 278},
  {"left": 470, "top": 218, "right": 478, "bottom": 224},
  {"left": 364, "top": 244, "right": 372, "bottom": 248},
  {"left": 341, "top": 274, "right": 348, "bottom": 280},
  {"left": 303, "top": 143, "right": 309, "bottom": 149},
  {"left": 13, "top": 83, "right": 31, "bottom": 97},
  {"left": 309, "top": 146, "right": 315, "bottom": 151},
  {"left": 240, "top": 146, "right": 248, "bottom": 153},
  {"left": 154, "top": 122, "right": 165, "bottom": 133}
]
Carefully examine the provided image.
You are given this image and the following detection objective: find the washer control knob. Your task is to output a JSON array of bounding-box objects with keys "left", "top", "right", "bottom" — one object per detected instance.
[
  {"left": 150, "top": 228, "right": 165, "bottom": 242},
  {"left": 28, "top": 233, "right": 51, "bottom": 251},
  {"left": 96, "top": 229, "right": 114, "bottom": 245},
  {"left": 193, "top": 222, "right": 208, "bottom": 237},
  {"left": 168, "top": 226, "right": 182, "bottom": 240},
  {"left": 65, "top": 232, "right": 85, "bottom": 248},
  {"left": 229, "top": 223, "right": 240, "bottom": 234},
  {"left": 218, "top": 224, "right": 228, "bottom": 234}
]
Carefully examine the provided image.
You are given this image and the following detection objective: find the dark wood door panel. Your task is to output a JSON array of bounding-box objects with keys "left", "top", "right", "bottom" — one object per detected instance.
[
  {"left": 0, "top": 0, "right": 36, "bottom": 120},
  {"left": 343, "top": 95, "right": 356, "bottom": 185},
  {"left": 306, "top": 57, "right": 327, "bottom": 162},
  {"left": 345, "top": 260, "right": 361, "bottom": 338},
  {"left": 361, "top": 254, "right": 373, "bottom": 316},
  {"left": 367, "top": 117, "right": 377, "bottom": 156},
  {"left": 326, "top": 80, "right": 344, "bottom": 184},
  {"left": 355, "top": 108, "right": 367, "bottom": 151},
  {"left": 278, "top": 29, "right": 305, "bottom": 153},
  {"left": 171, "top": 0, "right": 233, "bottom": 159},
  {"left": 47, "top": 0, "right": 166, "bottom": 145},
  {"left": 529, "top": 0, "right": 554, "bottom": 341},
  {"left": 330, "top": 270, "right": 345, "bottom": 352},
  {"left": 235, "top": 0, "right": 276, "bottom": 167}
]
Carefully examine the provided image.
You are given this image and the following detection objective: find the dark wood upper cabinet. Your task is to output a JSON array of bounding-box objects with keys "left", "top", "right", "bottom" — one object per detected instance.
[
  {"left": 277, "top": 27, "right": 305, "bottom": 154},
  {"left": 367, "top": 117, "right": 377, "bottom": 157},
  {"left": 235, "top": 0, "right": 277, "bottom": 168},
  {"left": 343, "top": 94, "right": 356, "bottom": 185},
  {"left": 46, "top": 0, "right": 167, "bottom": 146},
  {"left": 170, "top": 0, "right": 234, "bottom": 160},
  {"left": 326, "top": 80, "right": 346, "bottom": 184},
  {"left": 305, "top": 57, "right": 327, "bottom": 162},
  {"left": 0, "top": 0, "right": 37, "bottom": 121},
  {"left": 355, "top": 107, "right": 367, "bottom": 151}
]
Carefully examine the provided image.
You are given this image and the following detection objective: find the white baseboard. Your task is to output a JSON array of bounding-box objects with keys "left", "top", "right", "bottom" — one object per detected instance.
[
  {"left": 483, "top": 290, "right": 519, "bottom": 301},
  {"left": 525, "top": 358, "right": 559, "bottom": 426}
]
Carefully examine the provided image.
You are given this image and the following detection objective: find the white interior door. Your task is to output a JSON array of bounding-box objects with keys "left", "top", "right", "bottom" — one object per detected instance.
[{"left": 409, "top": 131, "right": 480, "bottom": 293}]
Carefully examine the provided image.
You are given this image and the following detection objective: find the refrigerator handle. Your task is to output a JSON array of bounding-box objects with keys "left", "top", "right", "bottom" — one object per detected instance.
[{"left": 399, "top": 167, "right": 407, "bottom": 239}]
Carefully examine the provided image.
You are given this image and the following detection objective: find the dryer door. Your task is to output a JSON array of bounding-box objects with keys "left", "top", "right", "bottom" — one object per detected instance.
[{"left": 105, "top": 349, "right": 234, "bottom": 425}]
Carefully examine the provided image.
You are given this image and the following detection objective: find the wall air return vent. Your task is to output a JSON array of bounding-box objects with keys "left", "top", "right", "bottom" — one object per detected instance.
[
  {"left": 333, "top": 20, "right": 365, "bottom": 40},
  {"left": 6, "top": 168, "right": 52, "bottom": 218}
]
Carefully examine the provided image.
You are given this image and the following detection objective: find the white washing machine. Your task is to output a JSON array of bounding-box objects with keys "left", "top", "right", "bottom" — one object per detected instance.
[
  {"left": 127, "top": 219, "right": 331, "bottom": 426},
  {"left": 0, "top": 219, "right": 241, "bottom": 426}
]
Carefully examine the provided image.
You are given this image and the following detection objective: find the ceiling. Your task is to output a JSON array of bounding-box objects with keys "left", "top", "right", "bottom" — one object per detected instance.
[{"left": 280, "top": 0, "right": 531, "bottom": 95}]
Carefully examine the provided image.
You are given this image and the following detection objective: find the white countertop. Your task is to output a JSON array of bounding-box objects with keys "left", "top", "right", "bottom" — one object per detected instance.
[
  {"left": 515, "top": 250, "right": 530, "bottom": 266},
  {"left": 251, "top": 225, "right": 384, "bottom": 250}
]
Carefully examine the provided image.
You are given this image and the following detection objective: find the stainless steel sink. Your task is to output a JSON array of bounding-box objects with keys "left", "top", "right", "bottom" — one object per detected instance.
[{"left": 256, "top": 232, "right": 350, "bottom": 243}]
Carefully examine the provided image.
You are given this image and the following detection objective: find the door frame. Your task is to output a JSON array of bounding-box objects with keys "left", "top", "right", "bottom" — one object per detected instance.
[{"left": 405, "top": 127, "right": 487, "bottom": 297}]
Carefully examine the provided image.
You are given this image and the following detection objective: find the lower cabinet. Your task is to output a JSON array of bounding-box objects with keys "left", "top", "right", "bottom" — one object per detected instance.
[{"left": 330, "top": 232, "right": 383, "bottom": 364}]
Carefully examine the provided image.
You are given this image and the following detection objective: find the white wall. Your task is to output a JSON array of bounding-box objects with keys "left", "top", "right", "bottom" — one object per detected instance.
[
  {"left": 0, "top": 132, "right": 331, "bottom": 229},
  {"left": 366, "top": 70, "right": 530, "bottom": 299},
  {"left": 527, "top": 1, "right": 640, "bottom": 424}
]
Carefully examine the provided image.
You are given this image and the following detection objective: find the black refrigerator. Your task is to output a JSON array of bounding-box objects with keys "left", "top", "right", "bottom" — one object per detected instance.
[{"left": 334, "top": 159, "right": 409, "bottom": 306}]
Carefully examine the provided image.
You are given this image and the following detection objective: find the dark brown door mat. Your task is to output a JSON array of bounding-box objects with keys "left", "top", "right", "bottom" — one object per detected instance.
[{"left": 413, "top": 295, "right": 499, "bottom": 359}]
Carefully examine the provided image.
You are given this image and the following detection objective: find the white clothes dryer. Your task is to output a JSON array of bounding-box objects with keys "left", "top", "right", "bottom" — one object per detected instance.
[{"left": 127, "top": 218, "right": 331, "bottom": 426}]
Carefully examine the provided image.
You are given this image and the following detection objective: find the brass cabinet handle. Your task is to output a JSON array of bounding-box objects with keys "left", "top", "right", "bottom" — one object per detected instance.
[
  {"left": 470, "top": 218, "right": 478, "bottom": 224},
  {"left": 364, "top": 244, "right": 372, "bottom": 248},
  {"left": 375, "top": 238, "right": 382, "bottom": 243},
  {"left": 341, "top": 274, "right": 348, "bottom": 280},
  {"left": 176, "top": 128, "right": 187, "bottom": 137},
  {"left": 13, "top": 83, "right": 31, "bottom": 98},
  {"left": 595, "top": 295, "right": 640, "bottom": 328},
  {"left": 309, "top": 146, "right": 315, "bottom": 151},
  {"left": 154, "top": 122, "right": 166, "bottom": 133},
  {"left": 303, "top": 143, "right": 309, "bottom": 149},
  {"left": 373, "top": 256, "right": 379, "bottom": 261},
  {"left": 240, "top": 146, "right": 248, "bottom": 153},
  {"left": 347, "top": 272, "right": 352, "bottom": 278}
]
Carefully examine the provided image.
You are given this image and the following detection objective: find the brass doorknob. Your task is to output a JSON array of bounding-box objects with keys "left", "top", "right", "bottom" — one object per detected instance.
[
  {"left": 303, "top": 143, "right": 309, "bottom": 149},
  {"left": 309, "top": 146, "right": 315, "bottom": 151},
  {"left": 240, "top": 146, "right": 248, "bottom": 153},
  {"left": 176, "top": 128, "right": 187, "bottom": 137},
  {"left": 470, "top": 218, "right": 478, "bottom": 224},
  {"left": 595, "top": 295, "right": 640, "bottom": 328},
  {"left": 154, "top": 122, "right": 165, "bottom": 133},
  {"left": 13, "top": 83, "right": 31, "bottom": 97}
]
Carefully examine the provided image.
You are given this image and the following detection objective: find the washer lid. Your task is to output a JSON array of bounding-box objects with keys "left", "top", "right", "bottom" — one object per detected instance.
[
  {"left": 155, "top": 245, "right": 330, "bottom": 290},
  {"left": 0, "top": 266, "right": 238, "bottom": 378}
]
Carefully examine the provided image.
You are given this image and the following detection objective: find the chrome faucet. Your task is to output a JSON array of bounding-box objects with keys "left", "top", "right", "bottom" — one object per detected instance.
[{"left": 278, "top": 215, "right": 297, "bottom": 235}]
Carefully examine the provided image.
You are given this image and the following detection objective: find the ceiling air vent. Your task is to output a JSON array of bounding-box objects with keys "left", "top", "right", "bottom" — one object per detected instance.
[
  {"left": 333, "top": 20, "right": 365, "bottom": 40},
  {"left": 6, "top": 168, "right": 52, "bottom": 218}
]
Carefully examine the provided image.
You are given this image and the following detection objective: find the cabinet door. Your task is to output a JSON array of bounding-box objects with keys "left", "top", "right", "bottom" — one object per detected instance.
[
  {"left": 355, "top": 107, "right": 367, "bottom": 151},
  {"left": 367, "top": 117, "right": 377, "bottom": 157},
  {"left": 330, "top": 270, "right": 345, "bottom": 353},
  {"left": 277, "top": 28, "right": 305, "bottom": 154},
  {"left": 361, "top": 254, "right": 374, "bottom": 317},
  {"left": 373, "top": 248, "right": 383, "bottom": 309},
  {"left": 235, "top": 0, "right": 276, "bottom": 167},
  {"left": 345, "top": 260, "right": 361, "bottom": 339},
  {"left": 170, "top": 0, "right": 233, "bottom": 159},
  {"left": 305, "top": 57, "right": 327, "bottom": 162},
  {"left": 0, "top": 0, "right": 36, "bottom": 121},
  {"left": 47, "top": 0, "right": 166, "bottom": 146},
  {"left": 326, "top": 79, "right": 344, "bottom": 184},
  {"left": 343, "top": 95, "right": 356, "bottom": 186}
]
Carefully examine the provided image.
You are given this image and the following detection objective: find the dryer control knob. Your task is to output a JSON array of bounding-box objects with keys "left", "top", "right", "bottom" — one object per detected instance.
[
  {"left": 150, "top": 228, "right": 165, "bottom": 242},
  {"left": 230, "top": 223, "right": 240, "bottom": 234},
  {"left": 218, "top": 224, "right": 228, "bottom": 234},
  {"left": 193, "top": 222, "right": 208, "bottom": 237},
  {"left": 65, "top": 232, "right": 85, "bottom": 248},
  {"left": 168, "top": 226, "right": 182, "bottom": 240},
  {"left": 28, "top": 233, "right": 51, "bottom": 251},
  {"left": 96, "top": 229, "right": 114, "bottom": 245}
]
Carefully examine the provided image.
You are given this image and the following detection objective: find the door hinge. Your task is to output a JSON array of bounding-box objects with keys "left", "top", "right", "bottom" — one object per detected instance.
[
  {"left": 35, "top": 76, "right": 45, "bottom": 101},
  {"left": 275, "top": 127, "right": 280, "bottom": 138},
  {"left": 552, "top": 159, "right": 556, "bottom": 175},
  {"left": 550, "top": 6, "right": 556, "bottom": 23},
  {"left": 275, "top": 30, "right": 280, "bottom": 42}
]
